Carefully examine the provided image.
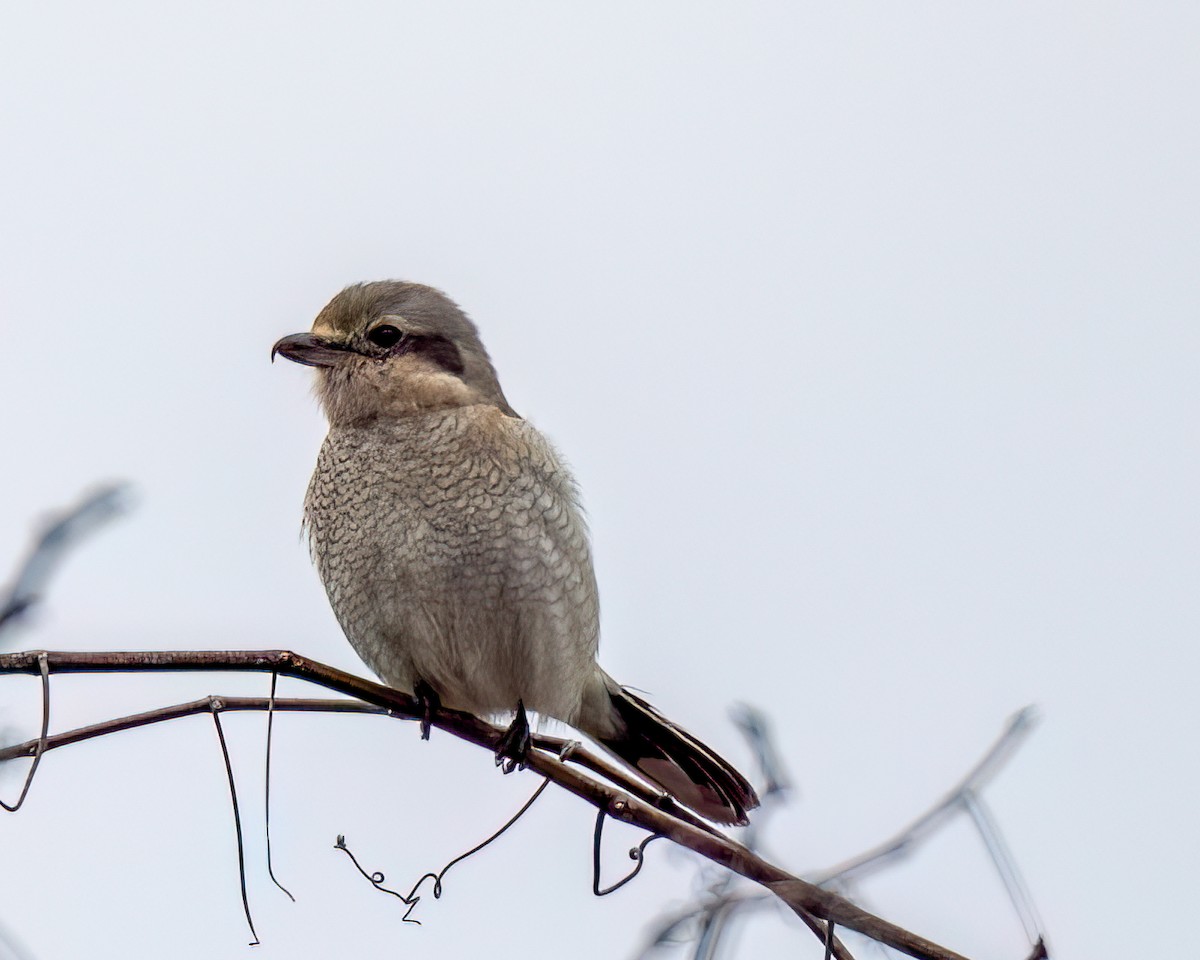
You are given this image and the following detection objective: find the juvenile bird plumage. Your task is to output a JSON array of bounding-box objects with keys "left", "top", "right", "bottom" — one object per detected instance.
[{"left": 274, "top": 280, "right": 758, "bottom": 825}]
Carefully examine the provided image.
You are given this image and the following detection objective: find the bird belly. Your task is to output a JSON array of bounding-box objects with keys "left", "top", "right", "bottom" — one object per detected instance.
[{"left": 305, "top": 410, "right": 599, "bottom": 724}]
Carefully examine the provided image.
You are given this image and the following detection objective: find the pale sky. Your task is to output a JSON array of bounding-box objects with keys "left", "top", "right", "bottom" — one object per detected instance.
[{"left": 1, "top": 3, "right": 1196, "bottom": 958}]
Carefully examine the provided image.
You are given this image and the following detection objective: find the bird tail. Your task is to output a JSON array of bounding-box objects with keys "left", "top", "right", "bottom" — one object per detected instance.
[{"left": 596, "top": 685, "right": 759, "bottom": 826}]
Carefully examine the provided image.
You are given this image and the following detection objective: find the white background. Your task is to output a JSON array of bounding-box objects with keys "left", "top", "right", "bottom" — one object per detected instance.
[{"left": 1, "top": 3, "right": 1196, "bottom": 958}]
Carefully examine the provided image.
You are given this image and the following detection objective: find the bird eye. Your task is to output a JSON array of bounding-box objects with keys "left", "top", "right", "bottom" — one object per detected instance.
[{"left": 366, "top": 324, "right": 405, "bottom": 348}]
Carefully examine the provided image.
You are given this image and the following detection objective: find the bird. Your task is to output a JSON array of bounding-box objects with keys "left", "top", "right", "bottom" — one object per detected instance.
[{"left": 272, "top": 281, "right": 759, "bottom": 825}]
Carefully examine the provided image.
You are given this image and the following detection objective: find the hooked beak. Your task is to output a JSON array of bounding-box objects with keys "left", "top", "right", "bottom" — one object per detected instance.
[{"left": 271, "top": 332, "right": 348, "bottom": 368}]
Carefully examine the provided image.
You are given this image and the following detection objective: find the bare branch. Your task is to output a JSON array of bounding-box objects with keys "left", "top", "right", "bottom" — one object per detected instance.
[
  {"left": 0, "top": 654, "right": 49, "bottom": 812},
  {"left": 636, "top": 708, "right": 1044, "bottom": 960},
  {"left": 0, "top": 695, "right": 385, "bottom": 763},
  {"left": 0, "top": 484, "right": 132, "bottom": 640},
  {"left": 263, "top": 673, "right": 296, "bottom": 902},
  {"left": 209, "top": 703, "right": 259, "bottom": 945},
  {"left": 961, "top": 791, "right": 1043, "bottom": 946},
  {"left": 0, "top": 649, "right": 979, "bottom": 960},
  {"left": 729, "top": 703, "right": 790, "bottom": 799},
  {"left": 643, "top": 702, "right": 800, "bottom": 960},
  {"left": 0, "top": 918, "right": 35, "bottom": 960},
  {"left": 810, "top": 707, "right": 1037, "bottom": 886}
]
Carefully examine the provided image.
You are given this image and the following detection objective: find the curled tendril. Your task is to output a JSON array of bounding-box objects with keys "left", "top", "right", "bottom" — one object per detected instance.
[
  {"left": 592, "top": 809, "right": 663, "bottom": 896},
  {"left": 336, "top": 776, "right": 551, "bottom": 924},
  {"left": 335, "top": 835, "right": 421, "bottom": 919}
]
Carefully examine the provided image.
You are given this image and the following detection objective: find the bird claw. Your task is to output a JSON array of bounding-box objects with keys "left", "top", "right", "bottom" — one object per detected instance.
[
  {"left": 495, "top": 700, "right": 531, "bottom": 774},
  {"left": 414, "top": 679, "right": 441, "bottom": 741}
]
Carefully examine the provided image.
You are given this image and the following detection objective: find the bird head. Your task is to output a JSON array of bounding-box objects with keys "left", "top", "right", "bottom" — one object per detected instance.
[{"left": 272, "top": 281, "right": 516, "bottom": 425}]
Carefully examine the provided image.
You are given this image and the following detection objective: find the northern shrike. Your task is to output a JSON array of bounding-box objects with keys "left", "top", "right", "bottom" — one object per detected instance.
[{"left": 273, "top": 281, "right": 758, "bottom": 824}]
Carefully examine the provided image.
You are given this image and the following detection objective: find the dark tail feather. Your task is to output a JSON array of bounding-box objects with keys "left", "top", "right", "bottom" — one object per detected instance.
[{"left": 598, "top": 687, "right": 760, "bottom": 826}]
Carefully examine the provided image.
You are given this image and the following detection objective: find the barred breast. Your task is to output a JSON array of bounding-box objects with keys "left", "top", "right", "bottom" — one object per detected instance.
[{"left": 303, "top": 403, "right": 600, "bottom": 722}]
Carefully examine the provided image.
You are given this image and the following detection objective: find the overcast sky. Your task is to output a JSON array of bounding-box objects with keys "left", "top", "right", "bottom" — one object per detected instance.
[{"left": 1, "top": 3, "right": 1196, "bottom": 959}]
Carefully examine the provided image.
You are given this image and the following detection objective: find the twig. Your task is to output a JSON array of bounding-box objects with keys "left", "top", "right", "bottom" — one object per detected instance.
[
  {"left": 0, "top": 653, "right": 49, "bottom": 812},
  {"left": 637, "top": 709, "right": 1043, "bottom": 960},
  {"left": 0, "top": 649, "right": 977, "bottom": 960},
  {"left": 692, "top": 899, "right": 739, "bottom": 960},
  {"left": 263, "top": 674, "right": 295, "bottom": 902},
  {"left": 0, "top": 695, "right": 386, "bottom": 764},
  {"left": 729, "top": 703, "right": 790, "bottom": 799},
  {"left": 962, "top": 791, "right": 1043, "bottom": 947},
  {"left": 636, "top": 702, "right": 796, "bottom": 960},
  {"left": 642, "top": 889, "right": 778, "bottom": 952},
  {"left": 0, "top": 917, "right": 35, "bottom": 960},
  {"left": 811, "top": 707, "right": 1037, "bottom": 886},
  {"left": 0, "top": 484, "right": 131, "bottom": 639},
  {"left": 209, "top": 702, "right": 259, "bottom": 945},
  {"left": 0, "top": 691, "right": 836, "bottom": 951},
  {"left": 0, "top": 690, "right": 713, "bottom": 841}
]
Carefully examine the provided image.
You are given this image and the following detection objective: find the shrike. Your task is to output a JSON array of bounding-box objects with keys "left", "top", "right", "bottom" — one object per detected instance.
[{"left": 273, "top": 281, "right": 758, "bottom": 825}]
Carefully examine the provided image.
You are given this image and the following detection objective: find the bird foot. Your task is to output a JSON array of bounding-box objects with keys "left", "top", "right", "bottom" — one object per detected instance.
[
  {"left": 414, "top": 679, "right": 441, "bottom": 741},
  {"left": 495, "top": 700, "right": 531, "bottom": 774}
]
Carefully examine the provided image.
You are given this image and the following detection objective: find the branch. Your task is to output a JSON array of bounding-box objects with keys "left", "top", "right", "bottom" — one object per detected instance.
[
  {"left": 809, "top": 707, "right": 1037, "bottom": 886},
  {"left": 0, "top": 649, "right": 978, "bottom": 960},
  {"left": 0, "top": 484, "right": 132, "bottom": 639},
  {"left": 0, "top": 696, "right": 386, "bottom": 763},
  {"left": 635, "top": 708, "right": 1044, "bottom": 959}
]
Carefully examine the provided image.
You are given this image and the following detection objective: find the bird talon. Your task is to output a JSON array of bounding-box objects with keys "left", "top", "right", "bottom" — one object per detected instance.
[
  {"left": 495, "top": 700, "right": 531, "bottom": 773},
  {"left": 414, "top": 679, "right": 441, "bottom": 741}
]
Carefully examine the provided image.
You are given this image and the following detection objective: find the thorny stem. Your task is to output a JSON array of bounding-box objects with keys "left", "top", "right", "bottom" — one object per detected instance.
[{"left": 0, "top": 649, "right": 981, "bottom": 960}]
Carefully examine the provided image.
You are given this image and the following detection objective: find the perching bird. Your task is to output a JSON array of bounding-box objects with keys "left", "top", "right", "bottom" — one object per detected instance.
[{"left": 273, "top": 281, "right": 758, "bottom": 825}]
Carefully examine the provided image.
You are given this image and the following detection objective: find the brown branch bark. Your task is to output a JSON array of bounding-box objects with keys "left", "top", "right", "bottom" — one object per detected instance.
[
  {"left": 0, "top": 696, "right": 386, "bottom": 762},
  {"left": 0, "top": 649, "right": 976, "bottom": 960}
]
